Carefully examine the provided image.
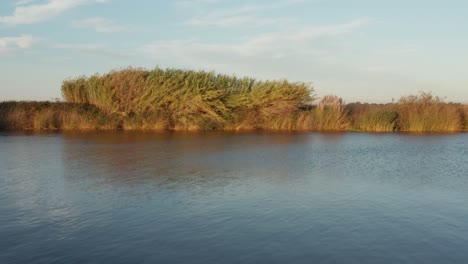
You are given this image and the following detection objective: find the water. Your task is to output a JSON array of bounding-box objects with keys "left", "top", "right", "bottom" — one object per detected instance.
[{"left": 0, "top": 131, "right": 467, "bottom": 264}]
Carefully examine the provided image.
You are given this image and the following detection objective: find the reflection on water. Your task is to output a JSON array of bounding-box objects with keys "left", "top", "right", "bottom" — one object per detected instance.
[
  {"left": 62, "top": 131, "right": 316, "bottom": 187},
  {"left": 0, "top": 131, "right": 467, "bottom": 264}
]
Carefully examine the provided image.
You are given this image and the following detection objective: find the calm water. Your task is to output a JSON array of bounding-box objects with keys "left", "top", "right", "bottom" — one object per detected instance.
[{"left": 0, "top": 131, "right": 467, "bottom": 264}]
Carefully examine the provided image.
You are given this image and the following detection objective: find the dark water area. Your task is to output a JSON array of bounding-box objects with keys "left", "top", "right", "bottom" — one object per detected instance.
[{"left": 0, "top": 131, "right": 467, "bottom": 264}]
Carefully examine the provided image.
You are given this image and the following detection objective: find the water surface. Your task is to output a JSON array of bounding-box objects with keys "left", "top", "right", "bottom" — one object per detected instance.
[{"left": 1, "top": 131, "right": 467, "bottom": 263}]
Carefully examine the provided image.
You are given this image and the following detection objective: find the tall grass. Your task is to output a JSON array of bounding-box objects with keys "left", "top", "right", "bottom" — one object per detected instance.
[
  {"left": 347, "top": 103, "right": 398, "bottom": 132},
  {"left": 461, "top": 105, "right": 468, "bottom": 131},
  {"left": 62, "top": 68, "right": 315, "bottom": 130},
  {"left": 354, "top": 110, "right": 398, "bottom": 132},
  {"left": 295, "top": 95, "right": 347, "bottom": 130},
  {"left": 396, "top": 92, "right": 462, "bottom": 132},
  {"left": 1, "top": 68, "right": 466, "bottom": 132},
  {"left": 0, "top": 101, "right": 119, "bottom": 130},
  {"left": 229, "top": 81, "right": 314, "bottom": 130},
  {"left": 314, "top": 95, "right": 347, "bottom": 130}
]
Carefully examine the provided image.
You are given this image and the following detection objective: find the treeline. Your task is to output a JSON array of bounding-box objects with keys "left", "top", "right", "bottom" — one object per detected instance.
[{"left": 1, "top": 68, "right": 467, "bottom": 132}]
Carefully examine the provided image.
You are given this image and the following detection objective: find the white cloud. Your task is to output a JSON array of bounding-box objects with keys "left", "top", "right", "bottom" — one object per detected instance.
[
  {"left": 72, "top": 17, "right": 128, "bottom": 33},
  {"left": 140, "top": 18, "right": 371, "bottom": 86},
  {"left": 55, "top": 43, "right": 106, "bottom": 53},
  {"left": 142, "top": 19, "right": 370, "bottom": 59},
  {"left": 15, "top": 0, "right": 39, "bottom": 5},
  {"left": 54, "top": 43, "right": 130, "bottom": 58},
  {"left": 0, "top": 35, "right": 35, "bottom": 54},
  {"left": 186, "top": 16, "right": 291, "bottom": 27},
  {"left": 176, "top": 0, "right": 227, "bottom": 7},
  {"left": 1, "top": 0, "right": 109, "bottom": 25},
  {"left": 183, "top": 1, "right": 301, "bottom": 27}
]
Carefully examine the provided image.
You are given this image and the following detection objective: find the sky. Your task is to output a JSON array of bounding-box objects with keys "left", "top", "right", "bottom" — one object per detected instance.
[{"left": 1, "top": 0, "right": 467, "bottom": 103}]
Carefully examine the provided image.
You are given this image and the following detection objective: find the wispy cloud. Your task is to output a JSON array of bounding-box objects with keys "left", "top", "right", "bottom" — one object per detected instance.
[
  {"left": 140, "top": 18, "right": 370, "bottom": 80},
  {"left": 55, "top": 43, "right": 106, "bottom": 53},
  {"left": 0, "top": 35, "right": 36, "bottom": 55},
  {"left": 15, "top": 0, "right": 39, "bottom": 5},
  {"left": 142, "top": 19, "right": 370, "bottom": 59},
  {"left": 186, "top": 16, "right": 291, "bottom": 27},
  {"left": 182, "top": 0, "right": 303, "bottom": 27},
  {"left": 0, "top": 0, "right": 110, "bottom": 25},
  {"left": 54, "top": 43, "right": 130, "bottom": 58},
  {"left": 175, "top": 0, "right": 227, "bottom": 7},
  {"left": 71, "top": 17, "right": 128, "bottom": 33}
]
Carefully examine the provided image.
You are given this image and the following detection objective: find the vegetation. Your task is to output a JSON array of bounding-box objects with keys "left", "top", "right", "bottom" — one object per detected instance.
[
  {"left": 295, "top": 95, "right": 347, "bottom": 131},
  {"left": 464, "top": 105, "right": 468, "bottom": 131},
  {"left": 62, "top": 68, "right": 314, "bottom": 130},
  {"left": 0, "top": 101, "right": 122, "bottom": 130},
  {"left": 396, "top": 92, "right": 462, "bottom": 132},
  {"left": 1, "top": 68, "right": 466, "bottom": 133},
  {"left": 355, "top": 110, "right": 398, "bottom": 132},
  {"left": 346, "top": 103, "right": 398, "bottom": 132}
]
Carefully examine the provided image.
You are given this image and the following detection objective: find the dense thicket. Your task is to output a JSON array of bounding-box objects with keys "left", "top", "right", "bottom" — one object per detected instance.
[{"left": 62, "top": 68, "right": 314, "bottom": 130}]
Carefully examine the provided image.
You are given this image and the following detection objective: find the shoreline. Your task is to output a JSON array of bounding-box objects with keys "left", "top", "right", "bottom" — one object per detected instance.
[
  {"left": 0, "top": 101, "right": 468, "bottom": 135},
  {"left": 1, "top": 100, "right": 466, "bottom": 133},
  {"left": 2, "top": 68, "right": 467, "bottom": 133}
]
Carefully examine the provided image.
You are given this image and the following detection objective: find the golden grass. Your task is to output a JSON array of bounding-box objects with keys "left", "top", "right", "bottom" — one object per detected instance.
[
  {"left": 0, "top": 101, "right": 119, "bottom": 130},
  {"left": 62, "top": 68, "right": 315, "bottom": 130},
  {"left": 1, "top": 68, "right": 466, "bottom": 133},
  {"left": 294, "top": 96, "right": 347, "bottom": 131},
  {"left": 396, "top": 92, "right": 462, "bottom": 132},
  {"left": 354, "top": 110, "right": 398, "bottom": 132},
  {"left": 461, "top": 105, "right": 468, "bottom": 131},
  {"left": 347, "top": 103, "right": 398, "bottom": 132}
]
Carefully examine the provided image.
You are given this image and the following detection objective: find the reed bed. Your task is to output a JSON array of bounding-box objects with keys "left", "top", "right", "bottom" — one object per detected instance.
[
  {"left": 62, "top": 68, "right": 314, "bottom": 130},
  {"left": 396, "top": 92, "right": 462, "bottom": 132},
  {"left": 294, "top": 95, "right": 347, "bottom": 130},
  {"left": 346, "top": 103, "right": 398, "bottom": 132},
  {"left": 1, "top": 68, "right": 466, "bottom": 132},
  {"left": 354, "top": 110, "right": 398, "bottom": 132},
  {"left": 0, "top": 101, "right": 119, "bottom": 130},
  {"left": 464, "top": 105, "right": 468, "bottom": 131}
]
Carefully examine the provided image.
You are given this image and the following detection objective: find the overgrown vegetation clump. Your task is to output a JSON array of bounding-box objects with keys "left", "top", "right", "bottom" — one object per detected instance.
[
  {"left": 1, "top": 67, "right": 466, "bottom": 133},
  {"left": 61, "top": 68, "right": 315, "bottom": 130},
  {"left": 396, "top": 92, "right": 462, "bottom": 132}
]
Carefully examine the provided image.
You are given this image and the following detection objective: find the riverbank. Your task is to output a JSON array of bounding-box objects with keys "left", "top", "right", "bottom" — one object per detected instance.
[{"left": 1, "top": 68, "right": 466, "bottom": 132}]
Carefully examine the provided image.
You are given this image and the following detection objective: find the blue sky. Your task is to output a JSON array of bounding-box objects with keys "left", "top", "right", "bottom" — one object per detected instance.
[{"left": 1, "top": 0, "right": 467, "bottom": 103}]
